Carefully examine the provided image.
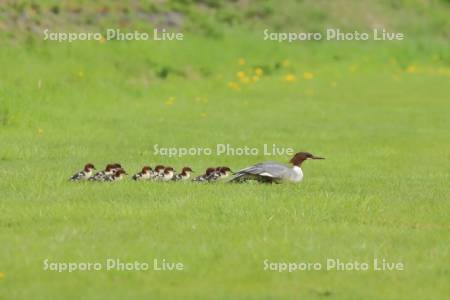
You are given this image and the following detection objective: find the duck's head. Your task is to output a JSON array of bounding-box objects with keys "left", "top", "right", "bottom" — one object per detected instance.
[{"left": 289, "top": 152, "right": 324, "bottom": 166}]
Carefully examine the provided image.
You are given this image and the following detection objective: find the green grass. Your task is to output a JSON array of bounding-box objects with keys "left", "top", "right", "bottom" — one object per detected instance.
[{"left": 0, "top": 32, "right": 449, "bottom": 299}]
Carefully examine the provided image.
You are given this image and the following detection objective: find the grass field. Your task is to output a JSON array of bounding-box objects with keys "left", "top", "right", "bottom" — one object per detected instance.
[{"left": 1, "top": 22, "right": 450, "bottom": 300}]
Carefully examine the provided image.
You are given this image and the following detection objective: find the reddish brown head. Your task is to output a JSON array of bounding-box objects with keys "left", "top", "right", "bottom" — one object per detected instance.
[
  {"left": 105, "top": 164, "right": 114, "bottom": 170},
  {"left": 205, "top": 168, "right": 215, "bottom": 175},
  {"left": 217, "top": 166, "right": 231, "bottom": 175},
  {"left": 155, "top": 165, "right": 165, "bottom": 173},
  {"left": 164, "top": 167, "right": 174, "bottom": 174},
  {"left": 289, "top": 152, "right": 325, "bottom": 166},
  {"left": 141, "top": 166, "right": 152, "bottom": 173},
  {"left": 181, "top": 167, "right": 193, "bottom": 174},
  {"left": 106, "top": 163, "right": 121, "bottom": 170},
  {"left": 84, "top": 163, "right": 96, "bottom": 172},
  {"left": 114, "top": 169, "right": 127, "bottom": 177}
]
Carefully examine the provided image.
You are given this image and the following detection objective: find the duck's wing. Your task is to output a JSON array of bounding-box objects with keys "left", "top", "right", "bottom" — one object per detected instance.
[
  {"left": 90, "top": 171, "right": 106, "bottom": 180},
  {"left": 230, "top": 162, "right": 290, "bottom": 183},
  {"left": 237, "top": 162, "right": 289, "bottom": 177},
  {"left": 104, "top": 174, "right": 115, "bottom": 181},
  {"left": 205, "top": 171, "right": 220, "bottom": 181},
  {"left": 69, "top": 171, "right": 84, "bottom": 181},
  {"left": 193, "top": 173, "right": 210, "bottom": 182}
]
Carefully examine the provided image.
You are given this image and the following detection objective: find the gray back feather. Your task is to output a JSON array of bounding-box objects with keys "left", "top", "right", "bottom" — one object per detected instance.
[{"left": 237, "top": 162, "right": 290, "bottom": 178}]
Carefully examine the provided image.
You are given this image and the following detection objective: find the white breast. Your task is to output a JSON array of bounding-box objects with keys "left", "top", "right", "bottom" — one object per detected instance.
[
  {"left": 163, "top": 171, "right": 174, "bottom": 181},
  {"left": 291, "top": 166, "right": 304, "bottom": 182}
]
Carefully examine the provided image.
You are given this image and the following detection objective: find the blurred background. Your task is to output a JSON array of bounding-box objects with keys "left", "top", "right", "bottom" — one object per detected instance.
[{"left": 1, "top": 0, "right": 449, "bottom": 39}]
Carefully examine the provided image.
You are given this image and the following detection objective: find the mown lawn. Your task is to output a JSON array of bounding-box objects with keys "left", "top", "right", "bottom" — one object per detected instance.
[{"left": 0, "top": 34, "right": 449, "bottom": 299}]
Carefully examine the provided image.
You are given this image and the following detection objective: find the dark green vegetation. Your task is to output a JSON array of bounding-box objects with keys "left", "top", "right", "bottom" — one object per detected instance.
[{"left": 1, "top": 0, "right": 450, "bottom": 40}]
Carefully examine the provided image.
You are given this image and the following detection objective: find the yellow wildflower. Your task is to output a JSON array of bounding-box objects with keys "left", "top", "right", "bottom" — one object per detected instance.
[
  {"left": 251, "top": 76, "right": 259, "bottom": 83},
  {"left": 303, "top": 72, "right": 314, "bottom": 80},
  {"left": 227, "top": 81, "right": 241, "bottom": 91},
  {"left": 236, "top": 71, "right": 246, "bottom": 79},
  {"left": 37, "top": 128, "right": 44, "bottom": 134},
  {"left": 282, "top": 74, "right": 296, "bottom": 82},
  {"left": 165, "top": 97, "right": 175, "bottom": 106},
  {"left": 406, "top": 65, "right": 417, "bottom": 73},
  {"left": 238, "top": 58, "right": 246, "bottom": 66},
  {"left": 254, "top": 68, "right": 263, "bottom": 77},
  {"left": 0, "top": 272, "right": 4, "bottom": 280},
  {"left": 240, "top": 76, "right": 250, "bottom": 84}
]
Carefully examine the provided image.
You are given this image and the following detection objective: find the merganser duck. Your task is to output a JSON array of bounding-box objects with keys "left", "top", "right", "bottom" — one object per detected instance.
[
  {"left": 205, "top": 167, "right": 220, "bottom": 181},
  {"left": 105, "top": 169, "right": 127, "bottom": 182},
  {"left": 151, "top": 165, "right": 165, "bottom": 180},
  {"left": 132, "top": 166, "right": 153, "bottom": 181},
  {"left": 207, "top": 166, "right": 232, "bottom": 181},
  {"left": 193, "top": 167, "right": 216, "bottom": 182},
  {"left": 230, "top": 152, "right": 324, "bottom": 183},
  {"left": 159, "top": 167, "right": 175, "bottom": 181},
  {"left": 217, "top": 166, "right": 232, "bottom": 180},
  {"left": 89, "top": 163, "right": 122, "bottom": 181},
  {"left": 172, "top": 167, "right": 194, "bottom": 181},
  {"left": 69, "top": 163, "right": 96, "bottom": 181}
]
